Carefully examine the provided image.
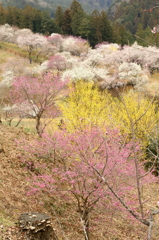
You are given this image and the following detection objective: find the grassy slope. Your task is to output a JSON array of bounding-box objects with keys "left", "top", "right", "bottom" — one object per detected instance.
[{"left": 0, "top": 42, "right": 47, "bottom": 63}]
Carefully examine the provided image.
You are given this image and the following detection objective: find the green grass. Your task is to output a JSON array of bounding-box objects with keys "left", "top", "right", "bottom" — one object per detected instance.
[
  {"left": 0, "top": 42, "right": 48, "bottom": 63},
  {"left": 2, "top": 117, "right": 62, "bottom": 134},
  {"left": 0, "top": 214, "right": 13, "bottom": 226},
  {"left": 2, "top": 118, "right": 37, "bottom": 134},
  {"left": 0, "top": 42, "right": 27, "bottom": 54},
  {"left": 0, "top": 50, "right": 13, "bottom": 64}
]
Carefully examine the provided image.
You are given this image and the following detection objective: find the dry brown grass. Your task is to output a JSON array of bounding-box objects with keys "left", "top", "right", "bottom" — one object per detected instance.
[{"left": 144, "top": 73, "right": 159, "bottom": 96}]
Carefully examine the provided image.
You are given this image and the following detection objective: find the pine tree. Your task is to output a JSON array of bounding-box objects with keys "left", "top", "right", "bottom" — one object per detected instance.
[
  {"left": 70, "top": 0, "right": 84, "bottom": 19},
  {"left": 21, "top": 6, "right": 34, "bottom": 30},
  {"left": 0, "top": 3, "right": 5, "bottom": 25},
  {"left": 136, "top": 23, "right": 147, "bottom": 46},
  {"left": 71, "top": 9, "right": 85, "bottom": 36},
  {"left": 78, "top": 16, "right": 91, "bottom": 39},
  {"left": 112, "top": 24, "right": 135, "bottom": 46},
  {"left": 89, "top": 10, "right": 102, "bottom": 46},
  {"left": 5, "top": 6, "right": 13, "bottom": 25},
  {"left": 11, "top": 6, "right": 20, "bottom": 27},
  {"left": 62, "top": 8, "right": 72, "bottom": 35},
  {"left": 100, "top": 10, "right": 113, "bottom": 43},
  {"left": 32, "top": 9, "right": 43, "bottom": 33},
  {"left": 54, "top": 6, "right": 63, "bottom": 29}
]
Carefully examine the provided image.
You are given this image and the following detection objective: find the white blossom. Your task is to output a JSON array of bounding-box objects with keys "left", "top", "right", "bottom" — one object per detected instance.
[
  {"left": 32, "top": 61, "right": 49, "bottom": 74},
  {"left": 118, "top": 62, "right": 149, "bottom": 87},
  {"left": 62, "top": 66, "right": 95, "bottom": 82},
  {"left": 1, "top": 70, "right": 15, "bottom": 87},
  {"left": 0, "top": 24, "right": 15, "bottom": 42}
]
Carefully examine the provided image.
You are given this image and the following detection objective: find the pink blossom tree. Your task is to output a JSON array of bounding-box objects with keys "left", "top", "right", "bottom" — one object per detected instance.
[
  {"left": 47, "top": 33, "right": 63, "bottom": 52},
  {"left": 47, "top": 54, "right": 67, "bottom": 74},
  {"left": 24, "top": 126, "right": 158, "bottom": 239},
  {"left": 10, "top": 73, "right": 68, "bottom": 136}
]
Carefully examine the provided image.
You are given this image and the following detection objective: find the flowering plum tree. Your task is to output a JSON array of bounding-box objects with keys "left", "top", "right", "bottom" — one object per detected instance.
[
  {"left": 14, "top": 28, "right": 33, "bottom": 42},
  {"left": 25, "top": 126, "right": 158, "bottom": 239},
  {"left": 0, "top": 69, "right": 14, "bottom": 120},
  {"left": 47, "top": 54, "right": 67, "bottom": 74},
  {"left": 84, "top": 42, "right": 159, "bottom": 77},
  {"left": 2, "top": 57, "right": 29, "bottom": 78},
  {"left": 80, "top": 41, "right": 159, "bottom": 89},
  {"left": 0, "top": 24, "right": 15, "bottom": 43},
  {"left": 1, "top": 69, "right": 15, "bottom": 88},
  {"left": 47, "top": 33, "right": 63, "bottom": 52},
  {"left": 12, "top": 29, "right": 55, "bottom": 61},
  {"left": 10, "top": 73, "right": 68, "bottom": 136},
  {"left": 62, "top": 36, "right": 89, "bottom": 56},
  {"left": 118, "top": 62, "right": 149, "bottom": 89},
  {"left": 16, "top": 32, "right": 48, "bottom": 63}
]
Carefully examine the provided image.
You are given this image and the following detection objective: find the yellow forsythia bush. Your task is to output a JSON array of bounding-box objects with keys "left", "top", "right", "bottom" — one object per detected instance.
[
  {"left": 58, "top": 81, "right": 159, "bottom": 146},
  {"left": 110, "top": 91, "right": 159, "bottom": 145},
  {"left": 57, "top": 81, "right": 113, "bottom": 130}
]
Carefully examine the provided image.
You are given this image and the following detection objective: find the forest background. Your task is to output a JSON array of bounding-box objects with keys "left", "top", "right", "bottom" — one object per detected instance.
[{"left": 0, "top": 0, "right": 159, "bottom": 47}]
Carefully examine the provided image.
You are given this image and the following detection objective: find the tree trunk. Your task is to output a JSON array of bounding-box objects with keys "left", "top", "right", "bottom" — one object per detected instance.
[
  {"left": 80, "top": 211, "right": 90, "bottom": 240},
  {"left": 18, "top": 212, "right": 58, "bottom": 240},
  {"left": 36, "top": 115, "right": 42, "bottom": 137}
]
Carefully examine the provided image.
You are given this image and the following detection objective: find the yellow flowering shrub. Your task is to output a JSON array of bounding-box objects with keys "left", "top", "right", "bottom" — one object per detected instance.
[
  {"left": 58, "top": 81, "right": 159, "bottom": 146},
  {"left": 110, "top": 91, "right": 159, "bottom": 145},
  {"left": 57, "top": 81, "right": 113, "bottom": 130}
]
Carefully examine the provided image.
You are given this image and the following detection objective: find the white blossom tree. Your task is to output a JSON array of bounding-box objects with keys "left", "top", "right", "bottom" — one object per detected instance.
[
  {"left": 0, "top": 24, "right": 15, "bottom": 43},
  {"left": 62, "top": 36, "right": 90, "bottom": 56},
  {"left": 16, "top": 32, "right": 48, "bottom": 63}
]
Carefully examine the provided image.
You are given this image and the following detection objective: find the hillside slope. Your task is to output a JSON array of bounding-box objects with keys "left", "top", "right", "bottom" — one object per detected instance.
[
  {"left": 0, "top": 123, "right": 159, "bottom": 239},
  {"left": 0, "top": 0, "right": 115, "bottom": 14},
  {"left": 108, "top": 0, "right": 159, "bottom": 33}
]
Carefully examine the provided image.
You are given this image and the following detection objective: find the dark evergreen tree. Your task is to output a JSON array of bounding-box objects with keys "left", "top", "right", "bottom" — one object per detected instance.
[
  {"left": 112, "top": 24, "right": 135, "bottom": 46},
  {"left": 78, "top": 15, "right": 91, "bottom": 39},
  {"left": 5, "top": 6, "right": 13, "bottom": 25},
  {"left": 89, "top": 10, "right": 103, "bottom": 46},
  {"left": 62, "top": 8, "right": 72, "bottom": 35},
  {"left": 21, "top": 5, "right": 34, "bottom": 30},
  {"left": 70, "top": 0, "right": 84, "bottom": 18},
  {"left": 40, "top": 12, "right": 60, "bottom": 34},
  {"left": 100, "top": 10, "right": 113, "bottom": 43},
  {"left": 71, "top": 9, "right": 85, "bottom": 36},
  {"left": 11, "top": 6, "right": 20, "bottom": 26},
  {"left": 54, "top": 6, "right": 63, "bottom": 29},
  {"left": 0, "top": 3, "right": 5, "bottom": 25},
  {"left": 32, "top": 10, "right": 43, "bottom": 33},
  {"left": 136, "top": 23, "right": 147, "bottom": 46}
]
